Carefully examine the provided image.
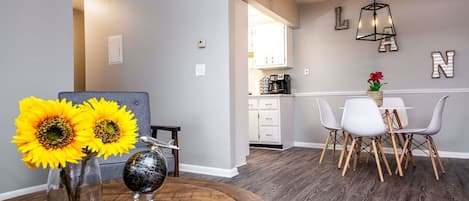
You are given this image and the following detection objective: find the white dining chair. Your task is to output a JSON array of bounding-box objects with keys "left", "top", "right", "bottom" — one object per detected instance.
[
  {"left": 341, "top": 97, "right": 392, "bottom": 182},
  {"left": 316, "top": 98, "right": 343, "bottom": 164},
  {"left": 394, "top": 96, "right": 449, "bottom": 180}
]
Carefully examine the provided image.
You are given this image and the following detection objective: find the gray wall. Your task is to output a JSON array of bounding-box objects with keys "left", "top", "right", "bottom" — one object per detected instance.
[
  {"left": 292, "top": 0, "right": 469, "bottom": 152},
  {"left": 85, "top": 0, "right": 235, "bottom": 169},
  {"left": 0, "top": 0, "right": 73, "bottom": 193}
]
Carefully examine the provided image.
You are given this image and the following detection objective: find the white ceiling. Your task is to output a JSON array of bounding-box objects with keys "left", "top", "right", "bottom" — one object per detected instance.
[{"left": 296, "top": 0, "right": 329, "bottom": 3}]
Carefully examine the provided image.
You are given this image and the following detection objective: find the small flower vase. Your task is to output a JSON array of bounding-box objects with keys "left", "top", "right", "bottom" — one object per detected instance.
[
  {"left": 367, "top": 90, "right": 383, "bottom": 107},
  {"left": 47, "top": 154, "right": 103, "bottom": 201}
]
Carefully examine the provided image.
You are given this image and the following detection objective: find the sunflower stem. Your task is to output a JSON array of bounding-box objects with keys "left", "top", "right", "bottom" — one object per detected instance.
[
  {"left": 74, "top": 151, "right": 91, "bottom": 201},
  {"left": 60, "top": 166, "right": 75, "bottom": 201}
]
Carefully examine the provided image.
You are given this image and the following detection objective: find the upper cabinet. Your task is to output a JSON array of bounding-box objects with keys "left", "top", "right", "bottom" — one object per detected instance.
[
  {"left": 248, "top": 4, "right": 294, "bottom": 70},
  {"left": 251, "top": 22, "right": 293, "bottom": 69}
]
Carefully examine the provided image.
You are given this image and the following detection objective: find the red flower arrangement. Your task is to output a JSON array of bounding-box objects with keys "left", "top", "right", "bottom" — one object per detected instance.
[{"left": 368, "top": 71, "right": 387, "bottom": 91}]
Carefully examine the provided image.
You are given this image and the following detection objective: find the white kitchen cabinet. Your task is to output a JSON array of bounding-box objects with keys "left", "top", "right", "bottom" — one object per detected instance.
[
  {"left": 248, "top": 96, "right": 293, "bottom": 149},
  {"left": 250, "top": 22, "right": 293, "bottom": 69}
]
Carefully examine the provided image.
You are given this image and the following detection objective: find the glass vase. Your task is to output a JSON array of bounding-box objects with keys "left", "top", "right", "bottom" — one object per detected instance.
[{"left": 47, "top": 154, "right": 103, "bottom": 201}]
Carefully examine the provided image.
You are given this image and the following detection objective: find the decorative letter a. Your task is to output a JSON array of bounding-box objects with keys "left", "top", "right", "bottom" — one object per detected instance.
[{"left": 431, "top": 50, "right": 455, "bottom": 78}]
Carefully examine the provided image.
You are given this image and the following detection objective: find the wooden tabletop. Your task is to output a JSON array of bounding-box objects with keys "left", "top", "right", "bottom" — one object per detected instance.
[{"left": 7, "top": 177, "right": 264, "bottom": 201}]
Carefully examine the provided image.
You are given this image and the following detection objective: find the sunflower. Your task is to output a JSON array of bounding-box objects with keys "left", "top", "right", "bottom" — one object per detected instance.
[
  {"left": 12, "top": 97, "right": 94, "bottom": 169},
  {"left": 80, "top": 98, "right": 138, "bottom": 160}
]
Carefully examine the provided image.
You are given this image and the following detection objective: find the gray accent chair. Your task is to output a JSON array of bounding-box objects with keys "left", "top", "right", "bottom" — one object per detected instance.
[{"left": 58, "top": 91, "right": 179, "bottom": 180}]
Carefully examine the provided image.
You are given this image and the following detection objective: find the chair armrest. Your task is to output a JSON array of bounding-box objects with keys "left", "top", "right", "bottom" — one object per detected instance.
[{"left": 150, "top": 125, "right": 180, "bottom": 177}]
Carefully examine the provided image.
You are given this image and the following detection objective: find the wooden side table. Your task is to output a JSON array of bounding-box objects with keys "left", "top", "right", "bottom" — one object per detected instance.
[{"left": 7, "top": 177, "right": 264, "bottom": 201}]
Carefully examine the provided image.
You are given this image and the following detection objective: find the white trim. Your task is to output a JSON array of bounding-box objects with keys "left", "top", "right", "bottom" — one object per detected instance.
[
  {"left": 0, "top": 184, "right": 47, "bottom": 200},
  {"left": 294, "top": 88, "right": 469, "bottom": 97},
  {"left": 180, "top": 163, "right": 239, "bottom": 178},
  {"left": 236, "top": 161, "right": 247, "bottom": 168},
  {"left": 294, "top": 141, "right": 469, "bottom": 159}
]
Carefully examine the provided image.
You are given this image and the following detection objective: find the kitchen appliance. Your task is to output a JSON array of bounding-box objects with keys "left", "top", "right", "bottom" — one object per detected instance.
[{"left": 260, "top": 74, "right": 291, "bottom": 94}]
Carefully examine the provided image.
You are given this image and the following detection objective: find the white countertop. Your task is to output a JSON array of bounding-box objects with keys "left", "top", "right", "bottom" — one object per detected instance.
[{"left": 248, "top": 94, "right": 294, "bottom": 97}]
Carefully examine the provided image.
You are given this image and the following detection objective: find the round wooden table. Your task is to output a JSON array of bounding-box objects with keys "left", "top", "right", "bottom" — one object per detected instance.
[{"left": 7, "top": 177, "right": 264, "bottom": 201}]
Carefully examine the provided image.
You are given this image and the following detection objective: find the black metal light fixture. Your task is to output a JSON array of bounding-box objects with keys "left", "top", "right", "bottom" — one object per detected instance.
[{"left": 356, "top": 0, "right": 396, "bottom": 41}]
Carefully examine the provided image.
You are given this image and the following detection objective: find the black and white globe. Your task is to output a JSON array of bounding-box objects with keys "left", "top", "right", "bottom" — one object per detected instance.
[{"left": 123, "top": 150, "right": 167, "bottom": 194}]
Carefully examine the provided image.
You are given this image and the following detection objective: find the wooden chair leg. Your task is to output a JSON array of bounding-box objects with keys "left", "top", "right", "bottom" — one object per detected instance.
[
  {"left": 377, "top": 140, "right": 392, "bottom": 176},
  {"left": 396, "top": 136, "right": 410, "bottom": 174},
  {"left": 372, "top": 139, "right": 384, "bottom": 182},
  {"left": 342, "top": 138, "right": 356, "bottom": 177},
  {"left": 429, "top": 136, "right": 445, "bottom": 174},
  {"left": 426, "top": 137, "right": 440, "bottom": 180},
  {"left": 353, "top": 137, "right": 362, "bottom": 171},
  {"left": 338, "top": 132, "right": 349, "bottom": 169},
  {"left": 365, "top": 145, "right": 373, "bottom": 164},
  {"left": 319, "top": 132, "right": 332, "bottom": 164},
  {"left": 332, "top": 131, "right": 337, "bottom": 159}
]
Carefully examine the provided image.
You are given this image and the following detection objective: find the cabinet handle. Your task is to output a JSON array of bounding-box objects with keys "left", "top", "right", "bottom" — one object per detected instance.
[
  {"left": 265, "top": 103, "right": 272, "bottom": 106},
  {"left": 265, "top": 57, "right": 268, "bottom": 63},
  {"left": 265, "top": 118, "right": 273, "bottom": 120},
  {"left": 271, "top": 56, "right": 274, "bottom": 64},
  {"left": 265, "top": 134, "right": 273, "bottom": 136}
]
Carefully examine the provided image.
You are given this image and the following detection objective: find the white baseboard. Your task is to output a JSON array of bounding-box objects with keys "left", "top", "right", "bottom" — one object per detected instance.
[
  {"left": 180, "top": 163, "right": 239, "bottom": 178},
  {"left": 294, "top": 141, "right": 469, "bottom": 159},
  {"left": 0, "top": 184, "right": 46, "bottom": 200}
]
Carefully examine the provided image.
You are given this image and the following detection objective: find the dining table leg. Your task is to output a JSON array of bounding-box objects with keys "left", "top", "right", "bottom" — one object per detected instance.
[{"left": 385, "top": 110, "right": 404, "bottom": 177}]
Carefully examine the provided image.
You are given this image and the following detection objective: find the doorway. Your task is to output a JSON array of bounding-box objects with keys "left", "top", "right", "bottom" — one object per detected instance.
[{"left": 73, "top": 0, "right": 86, "bottom": 91}]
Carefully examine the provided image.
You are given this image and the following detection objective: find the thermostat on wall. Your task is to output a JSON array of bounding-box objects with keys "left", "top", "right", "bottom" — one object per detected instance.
[{"left": 108, "top": 35, "right": 123, "bottom": 64}]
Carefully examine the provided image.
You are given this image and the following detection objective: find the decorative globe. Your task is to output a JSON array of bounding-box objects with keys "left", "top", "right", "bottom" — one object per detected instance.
[{"left": 123, "top": 149, "right": 168, "bottom": 194}]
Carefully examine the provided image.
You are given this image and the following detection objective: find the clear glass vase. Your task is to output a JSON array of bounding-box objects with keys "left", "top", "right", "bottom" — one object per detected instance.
[{"left": 47, "top": 154, "right": 103, "bottom": 201}]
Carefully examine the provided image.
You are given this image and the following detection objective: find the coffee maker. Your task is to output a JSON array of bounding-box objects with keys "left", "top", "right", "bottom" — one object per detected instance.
[{"left": 267, "top": 74, "right": 291, "bottom": 94}]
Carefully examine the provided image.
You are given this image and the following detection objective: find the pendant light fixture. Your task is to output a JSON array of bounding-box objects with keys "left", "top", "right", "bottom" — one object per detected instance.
[{"left": 356, "top": 0, "right": 396, "bottom": 41}]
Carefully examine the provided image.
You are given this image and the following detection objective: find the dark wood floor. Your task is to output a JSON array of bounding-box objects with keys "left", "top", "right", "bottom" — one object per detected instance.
[{"left": 182, "top": 147, "right": 469, "bottom": 201}]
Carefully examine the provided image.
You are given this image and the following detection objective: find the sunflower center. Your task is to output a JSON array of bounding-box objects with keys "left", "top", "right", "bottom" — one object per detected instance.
[
  {"left": 95, "top": 120, "right": 121, "bottom": 143},
  {"left": 37, "top": 117, "right": 73, "bottom": 149}
]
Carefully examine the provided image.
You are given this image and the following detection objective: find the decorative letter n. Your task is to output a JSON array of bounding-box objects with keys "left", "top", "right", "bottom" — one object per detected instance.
[{"left": 432, "top": 50, "right": 455, "bottom": 78}]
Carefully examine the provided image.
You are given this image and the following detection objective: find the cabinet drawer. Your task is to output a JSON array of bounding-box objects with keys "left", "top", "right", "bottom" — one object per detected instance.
[
  {"left": 259, "top": 127, "right": 280, "bottom": 143},
  {"left": 259, "top": 98, "right": 278, "bottom": 109},
  {"left": 259, "top": 111, "right": 279, "bottom": 126},
  {"left": 248, "top": 99, "right": 258, "bottom": 110}
]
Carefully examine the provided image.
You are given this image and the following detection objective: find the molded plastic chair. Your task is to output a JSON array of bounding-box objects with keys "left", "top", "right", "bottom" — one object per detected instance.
[
  {"left": 341, "top": 97, "right": 391, "bottom": 182},
  {"left": 394, "top": 96, "right": 449, "bottom": 180},
  {"left": 58, "top": 91, "right": 180, "bottom": 180},
  {"left": 316, "top": 98, "right": 342, "bottom": 164}
]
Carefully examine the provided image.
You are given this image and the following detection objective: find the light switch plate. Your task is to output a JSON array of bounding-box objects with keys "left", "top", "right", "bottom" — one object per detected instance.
[
  {"left": 108, "top": 35, "right": 123, "bottom": 64},
  {"left": 304, "top": 68, "right": 310, "bottom": 76},
  {"left": 195, "top": 64, "right": 206, "bottom": 76}
]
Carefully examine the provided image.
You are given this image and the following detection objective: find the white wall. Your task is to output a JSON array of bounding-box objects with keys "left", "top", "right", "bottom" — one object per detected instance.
[
  {"left": 85, "top": 0, "right": 236, "bottom": 170},
  {"left": 291, "top": 0, "right": 469, "bottom": 152},
  {"left": 0, "top": 0, "right": 74, "bottom": 193},
  {"left": 230, "top": 0, "right": 249, "bottom": 167}
]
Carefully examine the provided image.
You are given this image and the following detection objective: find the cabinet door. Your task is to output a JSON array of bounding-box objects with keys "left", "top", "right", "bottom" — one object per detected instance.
[
  {"left": 248, "top": 111, "right": 259, "bottom": 142},
  {"left": 253, "top": 22, "right": 286, "bottom": 67},
  {"left": 253, "top": 24, "right": 271, "bottom": 66},
  {"left": 270, "top": 24, "right": 286, "bottom": 66}
]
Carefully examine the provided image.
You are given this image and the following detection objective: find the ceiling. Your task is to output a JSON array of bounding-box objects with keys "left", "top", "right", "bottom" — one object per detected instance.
[{"left": 296, "top": 0, "right": 329, "bottom": 3}]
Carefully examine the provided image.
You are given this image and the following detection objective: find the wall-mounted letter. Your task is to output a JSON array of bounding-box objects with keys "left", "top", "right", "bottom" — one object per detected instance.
[
  {"left": 378, "top": 27, "right": 398, "bottom": 53},
  {"left": 431, "top": 50, "right": 455, "bottom": 78},
  {"left": 335, "top": 7, "right": 349, "bottom": 30}
]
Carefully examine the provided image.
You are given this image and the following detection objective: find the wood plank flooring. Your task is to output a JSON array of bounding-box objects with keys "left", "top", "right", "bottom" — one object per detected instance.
[{"left": 182, "top": 147, "right": 469, "bottom": 201}]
